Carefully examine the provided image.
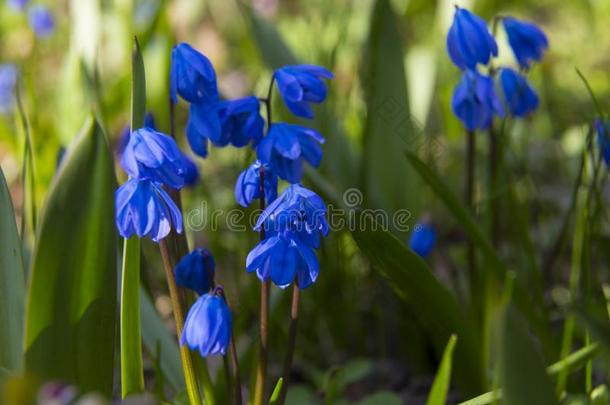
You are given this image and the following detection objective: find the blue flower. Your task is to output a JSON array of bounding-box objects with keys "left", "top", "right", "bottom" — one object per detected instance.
[
  {"left": 256, "top": 123, "right": 324, "bottom": 183},
  {"left": 0, "top": 64, "right": 17, "bottom": 114},
  {"left": 254, "top": 184, "right": 329, "bottom": 249},
  {"left": 446, "top": 7, "right": 497, "bottom": 70},
  {"left": 452, "top": 70, "right": 504, "bottom": 131},
  {"left": 121, "top": 127, "right": 188, "bottom": 189},
  {"left": 181, "top": 292, "right": 232, "bottom": 357},
  {"left": 175, "top": 248, "right": 215, "bottom": 295},
  {"left": 7, "top": 0, "right": 28, "bottom": 11},
  {"left": 274, "top": 65, "right": 334, "bottom": 119},
  {"left": 28, "top": 5, "right": 55, "bottom": 38},
  {"left": 246, "top": 232, "right": 320, "bottom": 288},
  {"left": 170, "top": 43, "right": 218, "bottom": 105},
  {"left": 186, "top": 97, "right": 264, "bottom": 157},
  {"left": 235, "top": 160, "right": 278, "bottom": 208},
  {"left": 117, "top": 113, "right": 156, "bottom": 156},
  {"left": 503, "top": 17, "right": 548, "bottom": 69},
  {"left": 498, "top": 68, "right": 538, "bottom": 117},
  {"left": 595, "top": 119, "right": 610, "bottom": 165},
  {"left": 409, "top": 222, "right": 436, "bottom": 258},
  {"left": 115, "top": 178, "right": 183, "bottom": 242},
  {"left": 181, "top": 153, "right": 200, "bottom": 187}
]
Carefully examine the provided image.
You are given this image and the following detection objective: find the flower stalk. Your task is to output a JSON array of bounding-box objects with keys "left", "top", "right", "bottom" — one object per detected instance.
[{"left": 277, "top": 284, "right": 300, "bottom": 405}]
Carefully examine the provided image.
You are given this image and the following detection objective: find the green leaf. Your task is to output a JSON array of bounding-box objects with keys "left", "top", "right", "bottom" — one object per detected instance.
[
  {"left": 350, "top": 212, "right": 484, "bottom": 395},
  {"left": 404, "top": 151, "right": 550, "bottom": 346},
  {"left": 24, "top": 118, "right": 117, "bottom": 395},
  {"left": 141, "top": 288, "right": 184, "bottom": 392},
  {"left": 498, "top": 307, "right": 558, "bottom": 405},
  {"left": 361, "top": 0, "right": 418, "bottom": 219},
  {"left": 426, "top": 334, "right": 458, "bottom": 405},
  {"left": 0, "top": 167, "right": 25, "bottom": 372},
  {"left": 269, "top": 378, "right": 283, "bottom": 404},
  {"left": 120, "top": 37, "right": 147, "bottom": 398}
]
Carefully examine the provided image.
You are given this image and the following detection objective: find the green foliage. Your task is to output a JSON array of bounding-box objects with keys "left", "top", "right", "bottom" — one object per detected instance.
[
  {"left": 426, "top": 335, "right": 458, "bottom": 405},
  {"left": 0, "top": 166, "right": 25, "bottom": 373},
  {"left": 24, "top": 118, "right": 117, "bottom": 396}
]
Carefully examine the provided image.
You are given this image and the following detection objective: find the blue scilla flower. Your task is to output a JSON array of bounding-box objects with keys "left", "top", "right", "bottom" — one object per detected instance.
[
  {"left": 186, "top": 97, "right": 264, "bottom": 157},
  {"left": 274, "top": 65, "right": 334, "bottom": 119},
  {"left": 595, "top": 119, "right": 610, "bottom": 165},
  {"left": 246, "top": 232, "right": 320, "bottom": 288},
  {"left": 446, "top": 7, "right": 497, "bottom": 70},
  {"left": 0, "top": 64, "right": 17, "bottom": 114},
  {"left": 503, "top": 16, "right": 548, "bottom": 69},
  {"left": 115, "top": 178, "right": 183, "bottom": 242},
  {"left": 28, "top": 5, "right": 55, "bottom": 38},
  {"left": 499, "top": 68, "right": 538, "bottom": 117},
  {"left": 181, "top": 292, "right": 232, "bottom": 357},
  {"left": 235, "top": 160, "right": 278, "bottom": 208},
  {"left": 121, "top": 127, "right": 188, "bottom": 189},
  {"left": 7, "top": 0, "right": 28, "bottom": 11},
  {"left": 170, "top": 43, "right": 218, "bottom": 105},
  {"left": 409, "top": 221, "right": 436, "bottom": 258},
  {"left": 254, "top": 184, "right": 329, "bottom": 248},
  {"left": 117, "top": 113, "right": 156, "bottom": 156},
  {"left": 175, "top": 248, "right": 215, "bottom": 295},
  {"left": 256, "top": 123, "right": 324, "bottom": 183},
  {"left": 452, "top": 70, "right": 504, "bottom": 131}
]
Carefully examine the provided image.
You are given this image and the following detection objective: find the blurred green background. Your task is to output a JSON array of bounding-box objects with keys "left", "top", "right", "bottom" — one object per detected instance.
[{"left": 2, "top": 0, "right": 610, "bottom": 403}]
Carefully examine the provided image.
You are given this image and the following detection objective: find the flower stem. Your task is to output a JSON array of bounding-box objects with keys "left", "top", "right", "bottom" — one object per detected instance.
[
  {"left": 465, "top": 130, "right": 477, "bottom": 279},
  {"left": 277, "top": 284, "right": 300, "bottom": 405},
  {"left": 488, "top": 124, "right": 499, "bottom": 246},
  {"left": 254, "top": 77, "right": 275, "bottom": 405},
  {"left": 229, "top": 333, "right": 243, "bottom": 405},
  {"left": 159, "top": 239, "right": 204, "bottom": 405}
]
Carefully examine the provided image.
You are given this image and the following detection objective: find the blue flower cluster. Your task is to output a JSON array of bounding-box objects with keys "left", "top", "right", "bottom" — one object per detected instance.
[
  {"left": 169, "top": 41, "right": 333, "bottom": 289},
  {"left": 7, "top": 0, "right": 55, "bottom": 38},
  {"left": 115, "top": 127, "right": 192, "bottom": 242},
  {"left": 447, "top": 7, "right": 548, "bottom": 130},
  {"left": 0, "top": 64, "right": 17, "bottom": 113},
  {"left": 595, "top": 119, "right": 610, "bottom": 166}
]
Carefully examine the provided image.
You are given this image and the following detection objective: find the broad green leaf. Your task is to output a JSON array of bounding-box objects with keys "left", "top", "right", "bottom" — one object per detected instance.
[
  {"left": 0, "top": 167, "right": 25, "bottom": 372},
  {"left": 24, "top": 118, "right": 117, "bottom": 396},
  {"left": 498, "top": 307, "right": 558, "bottom": 405},
  {"left": 141, "top": 288, "right": 184, "bottom": 392},
  {"left": 404, "top": 151, "right": 550, "bottom": 346},
  {"left": 350, "top": 212, "right": 484, "bottom": 395},
  {"left": 242, "top": 6, "right": 357, "bottom": 195},
  {"left": 426, "top": 334, "right": 458, "bottom": 405},
  {"left": 361, "top": 0, "right": 418, "bottom": 220},
  {"left": 120, "top": 37, "right": 146, "bottom": 398}
]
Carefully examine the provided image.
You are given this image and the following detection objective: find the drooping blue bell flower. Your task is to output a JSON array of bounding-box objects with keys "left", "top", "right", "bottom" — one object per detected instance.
[
  {"left": 181, "top": 292, "right": 232, "bottom": 357},
  {"left": 115, "top": 178, "right": 183, "bottom": 242},
  {"left": 446, "top": 7, "right": 497, "bottom": 70},
  {"left": 246, "top": 232, "right": 320, "bottom": 289},
  {"left": 409, "top": 221, "right": 436, "bottom": 258},
  {"left": 121, "top": 127, "right": 188, "bottom": 189},
  {"left": 117, "top": 113, "right": 156, "bottom": 156},
  {"left": 256, "top": 123, "right": 325, "bottom": 183},
  {"left": 498, "top": 68, "right": 539, "bottom": 117},
  {"left": 254, "top": 184, "right": 329, "bottom": 249},
  {"left": 170, "top": 43, "right": 219, "bottom": 105},
  {"left": 181, "top": 153, "right": 200, "bottom": 186},
  {"left": 452, "top": 70, "right": 504, "bottom": 131},
  {"left": 175, "top": 248, "right": 215, "bottom": 295},
  {"left": 503, "top": 16, "right": 548, "bottom": 69},
  {"left": 186, "top": 96, "right": 264, "bottom": 157},
  {"left": 7, "top": 0, "right": 28, "bottom": 11},
  {"left": 595, "top": 119, "right": 610, "bottom": 165},
  {"left": 274, "top": 65, "right": 334, "bottom": 119},
  {"left": 28, "top": 5, "right": 55, "bottom": 38},
  {"left": 0, "top": 64, "right": 17, "bottom": 114},
  {"left": 235, "top": 160, "right": 278, "bottom": 208}
]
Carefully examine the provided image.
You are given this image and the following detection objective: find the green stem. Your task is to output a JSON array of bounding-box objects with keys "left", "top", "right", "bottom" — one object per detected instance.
[
  {"left": 277, "top": 284, "right": 300, "bottom": 405},
  {"left": 159, "top": 239, "right": 204, "bottom": 405}
]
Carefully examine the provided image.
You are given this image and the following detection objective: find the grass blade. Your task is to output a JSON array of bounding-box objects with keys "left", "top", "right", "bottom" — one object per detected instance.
[
  {"left": 426, "top": 334, "right": 458, "bottom": 405},
  {"left": 0, "top": 167, "right": 26, "bottom": 372}
]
